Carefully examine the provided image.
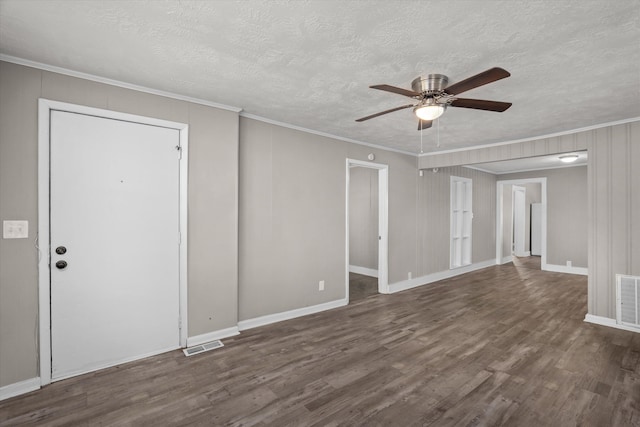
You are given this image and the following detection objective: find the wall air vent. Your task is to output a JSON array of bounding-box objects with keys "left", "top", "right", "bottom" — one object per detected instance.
[
  {"left": 616, "top": 274, "right": 640, "bottom": 329},
  {"left": 183, "top": 340, "right": 224, "bottom": 357}
]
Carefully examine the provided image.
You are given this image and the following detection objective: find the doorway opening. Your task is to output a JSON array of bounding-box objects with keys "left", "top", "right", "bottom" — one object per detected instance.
[
  {"left": 496, "top": 178, "right": 546, "bottom": 271},
  {"left": 345, "top": 159, "right": 389, "bottom": 303}
]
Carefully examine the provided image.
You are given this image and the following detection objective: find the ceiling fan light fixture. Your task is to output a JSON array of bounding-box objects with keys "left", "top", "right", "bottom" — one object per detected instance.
[
  {"left": 559, "top": 154, "right": 579, "bottom": 163},
  {"left": 414, "top": 102, "right": 446, "bottom": 121}
]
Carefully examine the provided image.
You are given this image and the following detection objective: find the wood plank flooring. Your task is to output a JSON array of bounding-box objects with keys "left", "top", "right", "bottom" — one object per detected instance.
[
  {"left": 2, "top": 262, "right": 640, "bottom": 426},
  {"left": 349, "top": 272, "right": 378, "bottom": 302}
]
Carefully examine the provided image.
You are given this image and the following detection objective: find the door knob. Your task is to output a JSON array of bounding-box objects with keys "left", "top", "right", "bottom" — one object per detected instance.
[
  {"left": 55, "top": 260, "right": 68, "bottom": 269},
  {"left": 55, "top": 246, "right": 67, "bottom": 255}
]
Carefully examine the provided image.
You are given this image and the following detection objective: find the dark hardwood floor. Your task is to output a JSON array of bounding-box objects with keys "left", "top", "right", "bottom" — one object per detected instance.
[
  {"left": 2, "top": 263, "right": 639, "bottom": 426},
  {"left": 349, "top": 272, "right": 378, "bottom": 302}
]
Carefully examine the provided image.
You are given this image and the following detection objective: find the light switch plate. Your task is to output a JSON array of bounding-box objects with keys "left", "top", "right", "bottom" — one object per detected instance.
[{"left": 3, "top": 220, "right": 29, "bottom": 239}]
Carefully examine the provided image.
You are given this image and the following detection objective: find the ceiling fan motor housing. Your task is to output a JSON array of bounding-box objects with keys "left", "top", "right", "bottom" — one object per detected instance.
[{"left": 411, "top": 74, "right": 449, "bottom": 95}]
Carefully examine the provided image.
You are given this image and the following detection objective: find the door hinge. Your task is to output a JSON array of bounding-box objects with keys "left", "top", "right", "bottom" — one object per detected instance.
[
  {"left": 178, "top": 231, "right": 181, "bottom": 244},
  {"left": 178, "top": 317, "right": 182, "bottom": 330},
  {"left": 176, "top": 145, "right": 182, "bottom": 159}
]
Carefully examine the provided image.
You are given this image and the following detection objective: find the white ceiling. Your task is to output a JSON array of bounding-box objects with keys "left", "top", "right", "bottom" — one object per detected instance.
[
  {"left": 1, "top": 0, "right": 639, "bottom": 155},
  {"left": 468, "top": 151, "right": 588, "bottom": 175}
]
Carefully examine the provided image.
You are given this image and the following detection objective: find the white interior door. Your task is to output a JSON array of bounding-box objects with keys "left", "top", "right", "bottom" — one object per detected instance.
[
  {"left": 50, "top": 110, "right": 181, "bottom": 381},
  {"left": 512, "top": 186, "right": 526, "bottom": 257}
]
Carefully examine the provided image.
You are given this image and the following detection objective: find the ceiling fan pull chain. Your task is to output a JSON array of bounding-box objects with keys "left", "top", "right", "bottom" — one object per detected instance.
[
  {"left": 437, "top": 119, "right": 441, "bottom": 148},
  {"left": 420, "top": 125, "right": 424, "bottom": 154}
]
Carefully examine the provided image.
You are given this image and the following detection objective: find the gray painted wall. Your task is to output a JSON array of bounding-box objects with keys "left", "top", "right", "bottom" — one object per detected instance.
[
  {"left": 500, "top": 182, "right": 542, "bottom": 258},
  {"left": 417, "top": 166, "right": 497, "bottom": 276},
  {"left": 349, "top": 167, "right": 378, "bottom": 271},
  {"left": 0, "top": 61, "right": 239, "bottom": 387},
  {"left": 501, "top": 167, "right": 588, "bottom": 268},
  {"left": 238, "top": 119, "right": 428, "bottom": 319}
]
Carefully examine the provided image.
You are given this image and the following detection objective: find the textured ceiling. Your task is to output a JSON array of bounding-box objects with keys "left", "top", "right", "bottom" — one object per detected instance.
[{"left": 1, "top": 0, "right": 639, "bottom": 154}]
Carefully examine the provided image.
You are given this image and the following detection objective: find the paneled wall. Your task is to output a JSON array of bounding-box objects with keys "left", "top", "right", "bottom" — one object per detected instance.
[
  {"left": 419, "top": 131, "right": 591, "bottom": 169},
  {"left": 588, "top": 122, "right": 640, "bottom": 318},
  {"left": 416, "top": 166, "right": 497, "bottom": 276}
]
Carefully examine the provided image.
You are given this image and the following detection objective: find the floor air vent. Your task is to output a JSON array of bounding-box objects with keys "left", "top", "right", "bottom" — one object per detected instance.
[
  {"left": 616, "top": 274, "right": 640, "bottom": 329},
  {"left": 183, "top": 340, "right": 224, "bottom": 357}
]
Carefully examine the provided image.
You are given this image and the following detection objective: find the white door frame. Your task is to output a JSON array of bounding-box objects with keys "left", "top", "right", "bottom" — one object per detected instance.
[
  {"left": 512, "top": 185, "right": 527, "bottom": 257},
  {"left": 496, "top": 178, "right": 547, "bottom": 269},
  {"left": 346, "top": 159, "right": 389, "bottom": 298},
  {"left": 37, "top": 99, "right": 189, "bottom": 386}
]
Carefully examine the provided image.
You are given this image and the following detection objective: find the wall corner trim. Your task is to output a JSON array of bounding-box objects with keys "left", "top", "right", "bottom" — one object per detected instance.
[
  {"left": 348, "top": 265, "right": 379, "bottom": 278},
  {"left": 500, "top": 256, "right": 513, "bottom": 265},
  {"left": 186, "top": 327, "right": 240, "bottom": 347},
  {"left": 0, "top": 377, "right": 41, "bottom": 401},
  {"left": 584, "top": 314, "right": 640, "bottom": 334},
  {"left": 238, "top": 298, "right": 348, "bottom": 331},
  {"left": 388, "top": 259, "right": 496, "bottom": 293},
  {"left": 543, "top": 264, "right": 588, "bottom": 276}
]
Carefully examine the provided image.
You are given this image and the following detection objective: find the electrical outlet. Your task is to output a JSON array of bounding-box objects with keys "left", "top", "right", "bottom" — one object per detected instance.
[
  {"left": 408, "top": 272, "right": 412, "bottom": 280},
  {"left": 567, "top": 260, "right": 572, "bottom": 267},
  {"left": 319, "top": 280, "right": 325, "bottom": 291}
]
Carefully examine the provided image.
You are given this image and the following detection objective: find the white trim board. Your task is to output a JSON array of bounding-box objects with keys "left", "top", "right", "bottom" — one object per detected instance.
[
  {"left": 495, "top": 178, "right": 547, "bottom": 268},
  {"left": 349, "top": 265, "right": 379, "bottom": 278},
  {"left": 346, "top": 159, "right": 389, "bottom": 299},
  {"left": 238, "top": 298, "right": 348, "bottom": 331},
  {"left": 388, "top": 259, "right": 495, "bottom": 294},
  {"left": 241, "top": 112, "right": 415, "bottom": 157},
  {"left": 418, "top": 117, "right": 640, "bottom": 157},
  {"left": 501, "top": 255, "right": 513, "bottom": 265},
  {"left": 544, "top": 264, "right": 588, "bottom": 276},
  {"left": 584, "top": 314, "right": 640, "bottom": 334},
  {"left": 38, "top": 99, "right": 189, "bottom": 386},
  {"left": 464, "top": 162, "right": 588, "bottom": 176},
  {"left": 1, "top": 54, "right": 242, "bottom": 113},
  {"left": 0, "top": 55, "right": 414, "bottom": 158},
  {"left": 186, "top": 327, "right": 240, "bottom": 347},
  {"left": 0, "top": 377, "right": 40, "bottom": 401}
]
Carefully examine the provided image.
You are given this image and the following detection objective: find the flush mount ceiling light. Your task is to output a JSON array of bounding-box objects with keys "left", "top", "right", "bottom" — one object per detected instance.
[
  {"left": 414, "top": 98, "right": 446, "bottom": 121},
  {"left": 559, "top": 154, "right": 579, "bottom": 163}
]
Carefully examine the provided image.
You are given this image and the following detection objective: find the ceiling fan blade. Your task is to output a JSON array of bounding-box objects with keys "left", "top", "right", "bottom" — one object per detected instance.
[
  {"left": 444, "top": 67, "right": 511, "bottom": 95},
  {"left": 355, "top": 104, "right": 415, "bottom": 122},
  {"left": 418, "top": 119, "right": 433, "bottom": 131},
  {"left": 450, "top": 98, "right": 512, "bottom": 112},
  {"left": 370, "top": 84, "right": 421, "bottom": 98}
]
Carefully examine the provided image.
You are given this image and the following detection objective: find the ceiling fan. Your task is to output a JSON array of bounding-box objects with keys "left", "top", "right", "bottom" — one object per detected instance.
[{"left": 356, "top": 67, "right": 512, "bottom": 130}]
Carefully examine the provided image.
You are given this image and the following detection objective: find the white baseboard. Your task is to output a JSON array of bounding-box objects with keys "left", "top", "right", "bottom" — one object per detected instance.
[
  {"left": 349, "top": 265, "right": 379, "bottom": 278},
  {"left": 0, "top": 377, "right": 40, "bottom": 401},
  {"left": 388, "top": 259, "right": 496, "bottom": 294},
  {"left": 186, "top": 326, "right": 240, "bottom": 347},
  {"left": 238, "top": 298, "right": 348, "bottom": 331},
  {"left": 584, "top": 314, "right": 640, "bottom": 333},
  {"left": 543, "top": 263, "right": 588, "bottom": 276},
  {"left": 500, "top": 255, "right": 513, "bottom": 264}
]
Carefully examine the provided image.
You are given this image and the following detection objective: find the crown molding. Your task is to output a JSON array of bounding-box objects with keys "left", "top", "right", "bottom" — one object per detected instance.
[
  {"left": 0, "top": 54, "right": 243, "bottom": 113},
  {"left": 419, "top": 117, "right": 640, "bottom": 157}
]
